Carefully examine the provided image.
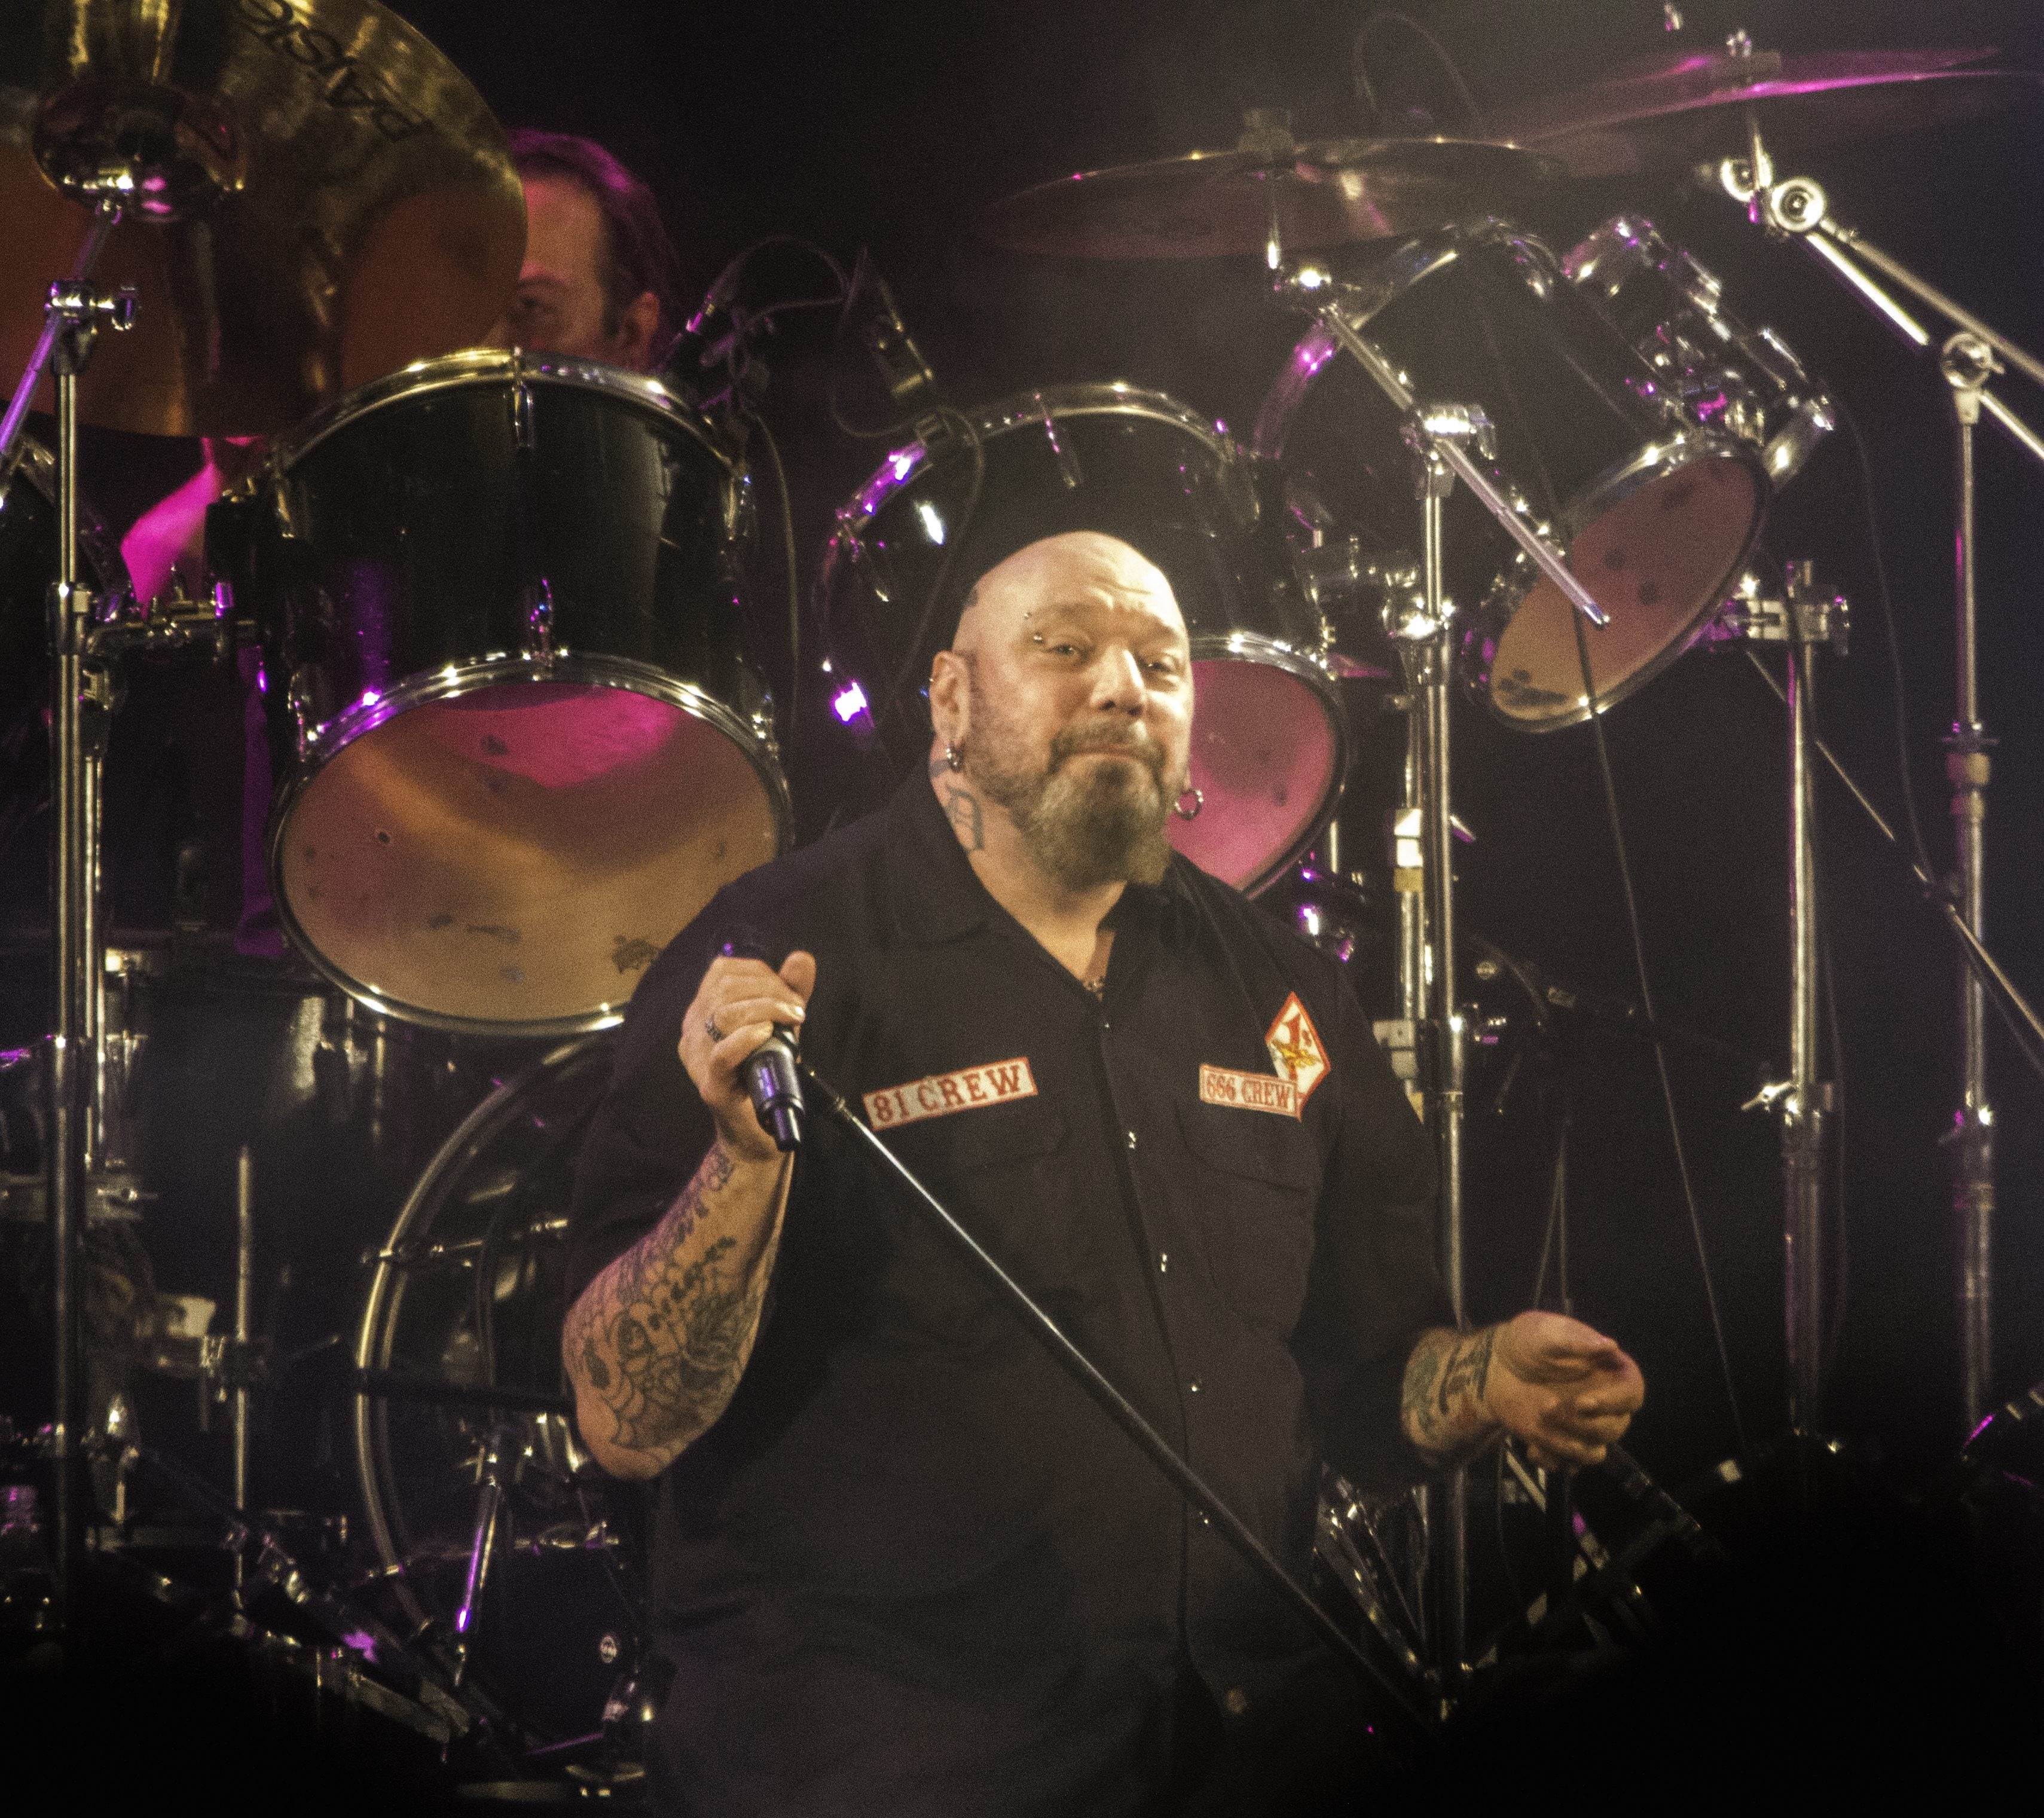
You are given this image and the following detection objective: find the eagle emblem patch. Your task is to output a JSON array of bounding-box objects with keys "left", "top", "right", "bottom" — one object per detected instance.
[{"left": 1265, "top": 992, "right": 1329, "bottom": 1107}]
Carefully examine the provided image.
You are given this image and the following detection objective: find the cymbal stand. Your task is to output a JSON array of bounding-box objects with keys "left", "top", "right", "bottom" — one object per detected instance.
[
  {"left": 0, "top": 203, "right": 121, "bottom": 482},
  {"left": 1715, "top": 141, "right": 2044, "bottom": 1430},
  {"left": 1724, "top": 564, "right": 1850, "bottom": 1433},
  {"left": 1275, "top": 264, "right": 1610, "bottom": 1675},
  {"left": 10, "top": 251, "right": 135, "bottom": 1650}
]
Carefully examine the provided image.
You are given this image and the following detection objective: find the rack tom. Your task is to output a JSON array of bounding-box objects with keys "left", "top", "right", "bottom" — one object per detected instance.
[
  {"left": 815, "top": 383, "right": 1346, "bottom": 896},
  {"left": 1257, "top": 216, "right": 1769, "bottom": 731},
  {"left": 233, "top": 352, "right": 790, "bottom": 1036}
]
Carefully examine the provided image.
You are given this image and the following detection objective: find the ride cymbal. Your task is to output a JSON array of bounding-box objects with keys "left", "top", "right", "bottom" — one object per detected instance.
[
  {"left": 1487, "top": 43, "right": 2042, "bottom": 178},
  {"left": 0, "top": 0, "right": 524, "bottom": 438},
  {"left": 983, "top": 133, "right": 1562, "bottom": 261}
]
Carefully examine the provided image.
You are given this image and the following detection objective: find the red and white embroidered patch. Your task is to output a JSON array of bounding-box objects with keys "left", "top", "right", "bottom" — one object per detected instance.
[
  {"left": 1199, "top": 1064, "right": 1301, "bottom": 1119},
  {"left": 863, "top": 1058, "right": 1038, "bottom": 1129},
  {"left": 1265, "top": 992, "right": 1329, "bottom": 1107}
]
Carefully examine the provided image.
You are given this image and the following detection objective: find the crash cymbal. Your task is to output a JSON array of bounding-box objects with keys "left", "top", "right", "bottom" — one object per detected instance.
[
  {"left": 1, "top": 0, "right": 524, "bottom": 438},
  {"left": 983, "top": 133, "right": 1563, "bottom": 261},
  {"left": 1487, "top": 44, "right": 2042, "bottom": 178}
]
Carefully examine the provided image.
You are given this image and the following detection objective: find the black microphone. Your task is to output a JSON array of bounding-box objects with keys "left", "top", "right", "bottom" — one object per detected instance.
[{"left": 719, "top": 936, "right": 805, "bottom": 1152}]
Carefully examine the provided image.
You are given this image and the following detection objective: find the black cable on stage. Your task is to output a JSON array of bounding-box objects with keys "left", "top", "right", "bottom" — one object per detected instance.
[
  {"left": 1571, "top": 607, "right": 1751, "bottom": 1462},
  {"left": 1835, "top": 399, "right": 1936, "bottom": 879},
  {"left": 1351, "top": 9, "right": 1486, "bottom": 132}
]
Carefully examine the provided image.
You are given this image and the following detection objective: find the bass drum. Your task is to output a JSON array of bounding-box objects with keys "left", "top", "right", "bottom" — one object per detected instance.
[
  {"left": 234, "top": 350, "right": 790, "bottom": 1037},
  {"left": 1255, "top": 216, "right": 1767, "bottom": 732},
  {"left": 814, "top": 383, "right": 1348, "bottom": 896},
  {"left": 352, "top": 1034, "right": 639, "bottom": 1747}
]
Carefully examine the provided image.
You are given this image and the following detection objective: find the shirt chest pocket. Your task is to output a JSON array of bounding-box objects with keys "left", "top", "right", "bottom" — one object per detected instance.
[
  {"left": 1174, "top": 1098, "right": 1322, "bottom": 1339},
  {"left": 873, "top": 1105, "right": 1076, "bottom": 1346}
]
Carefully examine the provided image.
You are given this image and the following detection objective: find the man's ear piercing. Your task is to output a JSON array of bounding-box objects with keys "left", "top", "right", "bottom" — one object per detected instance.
[
  {"left": 945, "top": 744, "right": 964, "bottom": 772},
  {"left": 1174, "top": 787, "right": 1203, "bottom": 821}
]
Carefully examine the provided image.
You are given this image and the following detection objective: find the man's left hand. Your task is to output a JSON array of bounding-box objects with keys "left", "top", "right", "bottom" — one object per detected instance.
[{"left": 1482, "top": 1311, "right": 1645, "bottom": 1468}]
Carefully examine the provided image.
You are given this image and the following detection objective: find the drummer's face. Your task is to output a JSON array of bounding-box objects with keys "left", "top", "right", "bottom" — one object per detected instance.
[
  {"left": 949, "top": 532, "right": 1193, "bottom": 799},
  {"left": 505, "top": 175, "right": 659, "bottom": 369}
]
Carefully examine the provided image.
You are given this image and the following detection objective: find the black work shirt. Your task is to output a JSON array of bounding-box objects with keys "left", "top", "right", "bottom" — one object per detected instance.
[{"left": 566, "top": 774, "right": 1444, "bottom": 1817}]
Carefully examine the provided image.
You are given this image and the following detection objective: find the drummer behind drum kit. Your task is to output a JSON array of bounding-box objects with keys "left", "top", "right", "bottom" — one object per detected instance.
[{"left": 8, "top": 0, "right": 2044, "bottom": 1790}]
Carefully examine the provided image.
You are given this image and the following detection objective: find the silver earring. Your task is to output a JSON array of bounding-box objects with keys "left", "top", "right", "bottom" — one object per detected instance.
[
  {"left": 1174, "top": 787, "right": 1203, "bottom": 822},
  {"left": 945, "top": 743, "right": 964, "bottom": 772}
]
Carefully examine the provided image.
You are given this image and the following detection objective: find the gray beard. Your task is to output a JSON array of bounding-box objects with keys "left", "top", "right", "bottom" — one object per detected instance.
[{"left": 961, "top": 695, "right": 1175, "bottom": 891}]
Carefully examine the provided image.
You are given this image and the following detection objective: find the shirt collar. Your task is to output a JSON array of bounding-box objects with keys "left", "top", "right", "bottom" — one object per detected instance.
[{"left": 887, "top": 771, "right": 1202, "bottom": 952}]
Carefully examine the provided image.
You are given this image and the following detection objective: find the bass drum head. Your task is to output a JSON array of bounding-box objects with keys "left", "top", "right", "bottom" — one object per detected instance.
[
  {"left": 352, "top": 1035, "right": 639, "bottom": 1747},
  {"left": 815, "top": 383, "right": 1345, "bottom": 895}
]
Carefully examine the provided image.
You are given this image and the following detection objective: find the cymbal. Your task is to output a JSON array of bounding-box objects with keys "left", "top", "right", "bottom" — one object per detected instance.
[
  {"left": 1, "top": 0, "right": 524, "bottom": 438},
  {"left": 1487, "top": 44, "right": 2043, "bottom": 178},
  {"left": 982, "top": 136, "right": 1563, "bottom": 261}
]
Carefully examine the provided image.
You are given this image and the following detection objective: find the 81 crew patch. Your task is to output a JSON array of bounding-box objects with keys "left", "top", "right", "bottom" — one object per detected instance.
[{"left": 863, "top": 1058, "right": 1037, "bottom": 1129}]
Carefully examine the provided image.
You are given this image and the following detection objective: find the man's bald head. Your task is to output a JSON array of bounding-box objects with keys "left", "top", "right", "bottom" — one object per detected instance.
[
  {"left": 927, "top": 530, "right": 1193, "bottom": 894},
  {"left": 950, "top": 531, "right": 1185, "bottom": 658}
]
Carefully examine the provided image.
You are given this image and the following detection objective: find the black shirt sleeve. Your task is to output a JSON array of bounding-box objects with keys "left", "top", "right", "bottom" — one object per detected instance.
[{"left": 1291, "top": 966, "right": 1449, "bottom": 1490}]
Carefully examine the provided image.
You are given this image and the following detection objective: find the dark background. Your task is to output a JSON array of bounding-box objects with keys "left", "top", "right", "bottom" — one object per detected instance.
[{"left": 34, "top": 0, "right": 2044, "bottom": 1499}]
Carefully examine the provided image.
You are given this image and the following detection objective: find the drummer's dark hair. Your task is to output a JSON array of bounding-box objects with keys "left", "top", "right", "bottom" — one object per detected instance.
[{"left": 509, "top": 129, "right": 686, "bottom": 359}]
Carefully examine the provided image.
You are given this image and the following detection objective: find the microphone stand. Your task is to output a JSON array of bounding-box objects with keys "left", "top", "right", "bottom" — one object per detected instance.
[{"left": 796, "top": 1062, "right": 1441, "bottom": 1741}]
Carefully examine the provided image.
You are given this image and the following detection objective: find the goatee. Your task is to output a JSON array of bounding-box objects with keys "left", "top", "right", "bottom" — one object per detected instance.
[{"left": 961, "top": 701, "right": 1177, "bottom": 891}]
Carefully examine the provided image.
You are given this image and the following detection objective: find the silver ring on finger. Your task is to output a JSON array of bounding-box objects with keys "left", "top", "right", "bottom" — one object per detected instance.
[{"left": 705, "top": 1013, "right": 726, "bottom": 1043}]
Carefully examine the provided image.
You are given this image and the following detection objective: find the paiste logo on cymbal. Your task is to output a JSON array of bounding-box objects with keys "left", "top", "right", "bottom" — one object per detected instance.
[{"left": 1265, "top": 992, "right": 1329, "bottom": 1107}]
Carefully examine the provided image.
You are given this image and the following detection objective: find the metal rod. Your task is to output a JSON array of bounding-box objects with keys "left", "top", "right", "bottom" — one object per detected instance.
[
  {"left": 0, "top": 205, "right": 120, "bottom": 482},
  {"left": 1782, "top": 628, "right": 1825, "bottom": 1432},
  {"left": 1318, "top": 310, "right": 1609, "bottom": 627},
  {"left": 1739, "top": 648, "right": 2044, "bottom": 1078},
  {"left": 801, "top": 1062, "right": 1437, "bottom": 1736},
  {"left": 1415, "top": 477, "right": 1469, "bottom": 1675},
  {"left": 1946, "top": 364, "right": 1995, "bottom": 1432},
  {"left": 47, "top": 344, "right": 89, "bottom": 1647},
  {"left": 1817, "top": 216, "right": 2044, "bottom": 392},
  {"left": 233, "top": 1144, "right": 256, "bottom": 1600}
]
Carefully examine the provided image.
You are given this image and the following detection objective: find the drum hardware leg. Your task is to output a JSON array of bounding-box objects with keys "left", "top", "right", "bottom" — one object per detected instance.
[
  {"left": 233, "top": 1146, "right": 256, "bottom": 1604},
  {"left": 452, "top": 1421, "right": 521, "bottom": 1680},
  {"left": 1728, "top": 566, "right": 1849, "bottom": 1437},
  {"left": 1720, "top": 149, "right": 2044, "bottom": 1432},
  {"left": 1370, "top": 422, "right": 1483, "bottom": 1682},
  {"left": 36, "top": 261, "right": 136, "bottom": 1657}
]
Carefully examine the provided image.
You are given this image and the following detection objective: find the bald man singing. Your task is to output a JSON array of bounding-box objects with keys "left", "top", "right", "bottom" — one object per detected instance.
[{"left": 563, "top": 531, "right": 1643, "bottom": 1817}]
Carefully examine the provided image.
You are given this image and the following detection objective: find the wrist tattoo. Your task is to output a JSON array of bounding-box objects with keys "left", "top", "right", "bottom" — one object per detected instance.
[{"left": 1401, "top": 1324, "right": 1501, "bottom": 1460}]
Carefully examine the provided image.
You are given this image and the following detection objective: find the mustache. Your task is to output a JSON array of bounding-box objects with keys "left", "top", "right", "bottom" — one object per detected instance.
[{"left": 1049, "top": 719, "right": 1166, "bottom": 780}]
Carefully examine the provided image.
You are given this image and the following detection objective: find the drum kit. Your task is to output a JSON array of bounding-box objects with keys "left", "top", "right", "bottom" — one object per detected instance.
[{"left": 6, "top": 0, "right": 2044, "bottom": 1790}]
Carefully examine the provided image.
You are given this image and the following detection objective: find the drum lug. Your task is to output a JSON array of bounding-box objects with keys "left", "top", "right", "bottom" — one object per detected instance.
[{"left": 512, "top": 377, "right": 537, "bottom": 452}]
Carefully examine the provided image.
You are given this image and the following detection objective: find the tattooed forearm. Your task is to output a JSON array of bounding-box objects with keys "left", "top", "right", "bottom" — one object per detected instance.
[
  {"left": 563, "top": 1137, "right": 789, "bottom": 1478},
  {"left": 1401, "top": 1324, "right": 1502, "bottom": 1461}
]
